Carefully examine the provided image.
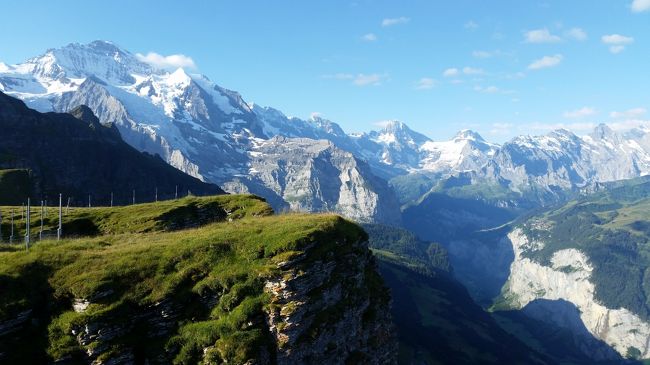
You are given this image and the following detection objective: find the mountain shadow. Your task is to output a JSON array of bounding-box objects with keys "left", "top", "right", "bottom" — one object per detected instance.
[
  {"left": 0, "top": 91, "right": 222, "bottom": 205},
  {"left": 377, "top": 259, "right": 551, "bottom": 364},
  {"left": 494, "top": 299, "right": 642, "bottom": 364}
]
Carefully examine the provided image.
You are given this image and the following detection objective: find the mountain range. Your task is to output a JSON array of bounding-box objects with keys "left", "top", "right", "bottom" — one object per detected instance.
[{"left": 3, "top": 40, "right": 650, "bottom": 220}]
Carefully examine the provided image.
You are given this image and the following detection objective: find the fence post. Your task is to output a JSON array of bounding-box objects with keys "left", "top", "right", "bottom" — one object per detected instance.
[
  {"left": 25, "top": 198, "right": 30, "bottom": 250},
  {"left": 57, "top": 194, "right": 62, "bottom": 241},
  {"left": 175, "top": 185, "right": 178, "bottom": 199},
  {"left": 110, "top": 192, "right": 114, "bottom": 208},
  {"left": 39, "top": 200, "right": 44, "bottom": 241},
  {"left": 10, "top": 209, "right": 14, "bottom": 244},
  {"left": 132, "top": 189, "right": 136, "bottom": 205}
]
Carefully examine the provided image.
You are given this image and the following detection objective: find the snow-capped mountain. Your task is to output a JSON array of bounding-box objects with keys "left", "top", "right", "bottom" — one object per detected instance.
[
  {"left": 0, "top": 41, "right": 404, "bottom": 222},
  {"left": 5, "top": 40, "right": 650, "bottom": 218},
  {"left": 475, "top": 125, "right": 650, "bottom": 202}
]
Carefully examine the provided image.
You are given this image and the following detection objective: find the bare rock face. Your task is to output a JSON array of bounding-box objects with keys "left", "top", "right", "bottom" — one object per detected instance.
[
  {"left": 501, "top": 228, "right": 650, "bottom": 360},
  {"left": 224, "top": 137, "right": 402, "bottom": 225},
  {"left": 264, "top": 239, "right": 397, "bottom": 364}
]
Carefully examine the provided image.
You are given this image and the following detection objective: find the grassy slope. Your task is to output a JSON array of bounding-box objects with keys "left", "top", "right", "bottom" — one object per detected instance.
[
  {"left": 0, "top": 194, "right": 272, "bottom": 241},
  {"left": 519, "top": 177, "right": 650, "bottom": 323},
  {"left": 0, "top": 195, "right": 367, "bottom": 364}
]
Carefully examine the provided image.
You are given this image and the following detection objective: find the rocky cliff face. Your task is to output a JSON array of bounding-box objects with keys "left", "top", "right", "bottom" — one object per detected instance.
[
  {"left": 501, "top": 228, "right": 650, "bottom": 360},
  {"left": 264, "top": 236, "right": 396, "bottom": 364},
  {"left": 223, "top": 137, "right": 402, "bottom": 225}
]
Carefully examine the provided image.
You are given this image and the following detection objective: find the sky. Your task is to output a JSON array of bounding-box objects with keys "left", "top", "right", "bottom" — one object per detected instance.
[{"left": 1, "top": 0, "right": 649, "bottom": 142}]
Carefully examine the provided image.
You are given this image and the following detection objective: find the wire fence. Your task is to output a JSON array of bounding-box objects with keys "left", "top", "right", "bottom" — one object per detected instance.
[{"left": 0, "top": 186, "right": 202, "bottom": 249}]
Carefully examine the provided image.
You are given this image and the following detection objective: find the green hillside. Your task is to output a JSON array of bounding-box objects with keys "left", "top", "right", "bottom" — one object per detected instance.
[{"left": 0, "top": 194, "right": 388, "bottom": 364}]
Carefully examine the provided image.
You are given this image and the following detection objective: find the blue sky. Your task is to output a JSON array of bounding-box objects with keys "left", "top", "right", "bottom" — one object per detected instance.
[{"left": 1, "top": 0, "right": 649, "bottom": 142}]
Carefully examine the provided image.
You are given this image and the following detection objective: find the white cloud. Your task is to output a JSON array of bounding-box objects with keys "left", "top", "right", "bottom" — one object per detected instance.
[
  {"left": 464, "top": 20, "right": 479, "bottom": 30},
  {"left": 602, "top": 34, "right": 635, "bottom": 44},
  {"left": 524, "top": 28, "right": 562, "bottom": 43},
  {"left": 463, "top": 67, "right": 485, "bottom": 75},
  {"left": 382, "top": 17, "right": 410, "bottom": 27},
  {"left": 353, "top": 73, "right": 387, "bottom": 86},
  {"left": 474, "top": 85, "right": 500, "bottom": 94},
  {"left": 136, "top": 52, "right": 197, "bottom": 71},
  {"left": 361, "top": 33, "right": 377, "bottom": 42},
  {"left": 528, "top": 54, "right": 563, "bottom": 70},
  {"left": 563, "top": 107, "right": 597, "bottom": 119},
  {"left": 310, "top": 112, "right": 322, "bottom": 119},
  {"left": 565, "top": 27, "right": 587, "bottom": 41},
  {"left": 415, "top": 78, "right": 436, "bottom": 90},
  {"left": 602, "top": 34, "right": 634, "bottom": 53},
  {"left": 610, "top": 108, "right": 647, "bottom": 119},
  {"left": 631, "top": 0, "right": 650, "bottom": 12},
  {"left": 442, "top": 68, "right": 460, "bottom": 77},
  {"left": 472, "top": 50, "right": 492, "bottom": 58},
  {"left": 324, "top": 73, "right": 388, "bottom": 86}
]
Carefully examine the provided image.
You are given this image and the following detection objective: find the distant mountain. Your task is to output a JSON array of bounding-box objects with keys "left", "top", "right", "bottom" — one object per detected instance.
[
  {"left": 5, "top": 41, "right": 650, "bottom": 219},
  {"left": 0, "top": 41, "right": 401, "bottom": 222},
  {"left": 0, "top": 91, "right": 222, "bottom": 204},
  {"left": 222, "top": 136, "right": 402, "bottom": 224}
]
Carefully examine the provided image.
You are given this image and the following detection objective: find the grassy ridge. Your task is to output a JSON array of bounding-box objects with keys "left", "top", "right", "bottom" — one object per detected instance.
[
  {"left": 0, "top": 194, "right": 272, "bottom": 241},
  {"left": 0, "top": 194, "right": 367, "bottom": 364}
]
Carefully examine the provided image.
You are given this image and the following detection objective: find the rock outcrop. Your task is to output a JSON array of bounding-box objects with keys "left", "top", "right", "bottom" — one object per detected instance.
[
  {"left": 223, "top": 137, "right": 402, "bottom": 225},
  {"left": 501, "top": 228, "right": 650, "bottom": 360}
]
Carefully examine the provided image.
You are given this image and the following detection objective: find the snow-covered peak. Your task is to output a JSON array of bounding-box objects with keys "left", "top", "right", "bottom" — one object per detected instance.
[
  {"left": 309, "top": 115, "right": 347, "bottom": 137},
  {"left": 373, "top": 120, "right": 431, "bottom": 147},
  {"left": 454, "top": 129, "right": 485, "bottom": 142},
  {"left": 167, "top": 67, "right": 192, "bottom": 86},
  {"left": 22, "top": 40, "right": 152, "bottom": 84},
  {"left": 590, "top": 123, "right": 620, "bottom": 142}
]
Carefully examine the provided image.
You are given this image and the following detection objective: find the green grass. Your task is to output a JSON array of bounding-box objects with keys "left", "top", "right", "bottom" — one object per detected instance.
[
  {"left": 0, "top": 194, "right": 368, "bottom": 364},
  {"left": 0, "top": 194, "right": 273, "bottom": 241}
]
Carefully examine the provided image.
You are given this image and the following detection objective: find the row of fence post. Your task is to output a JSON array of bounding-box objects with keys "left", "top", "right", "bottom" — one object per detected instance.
[{"left": 1, "top": 187, "right": 190, "bottom": 249}]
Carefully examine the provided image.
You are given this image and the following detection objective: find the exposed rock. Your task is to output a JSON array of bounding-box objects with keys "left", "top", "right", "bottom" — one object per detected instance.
[
  {"left": 501, "top": 228, "right": 650, "bottom": 360},
  {"left": 264, "top": 238, "right": 397, "bottom": 364},
  {"left": 224, "top": 137, "right": 402, "bottom": 225}
]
